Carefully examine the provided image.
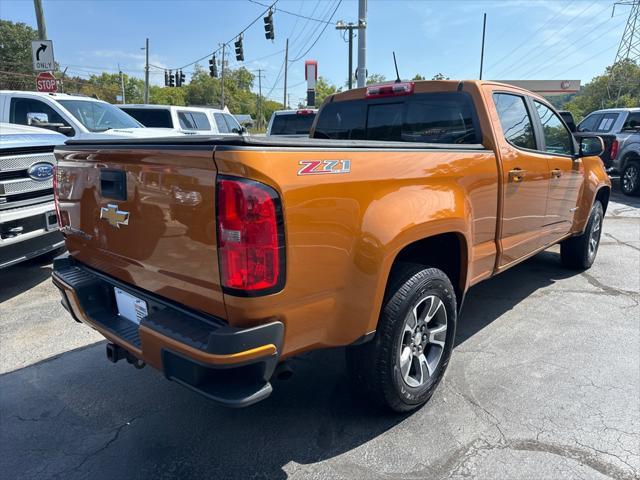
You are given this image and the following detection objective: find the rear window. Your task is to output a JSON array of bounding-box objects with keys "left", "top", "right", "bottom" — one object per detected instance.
[
  {"left": 579, "top": 113, "right": 619, "bottom": 133},
  {"left": 313, "top": 92, "right": 480, "bottom": 144},
  {"left": 121, "top": 108, "right": 172, "bottom": 128},
  {"left": 270, "top": 112, "right": 316, "bottom": 135}
]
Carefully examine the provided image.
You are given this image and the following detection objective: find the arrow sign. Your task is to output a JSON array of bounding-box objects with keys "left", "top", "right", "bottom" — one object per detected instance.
[
  {"left": 36, "top": 43, "right": 47, "bottom": 61},
  {"left": 31, "top": 40, "right": 55, "bottom": 72}
]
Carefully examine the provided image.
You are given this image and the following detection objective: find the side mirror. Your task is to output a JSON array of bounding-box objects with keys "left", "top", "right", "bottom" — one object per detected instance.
[
  {"left": 578, "top": 136, "right": 604, "bottom": 158},
  {"left": 27, "top": 112, "right": 49, "bottom": 125}
]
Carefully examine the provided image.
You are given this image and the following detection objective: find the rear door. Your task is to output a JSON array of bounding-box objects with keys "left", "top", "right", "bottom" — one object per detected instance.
[
  {"left": 55, "top": 144, "right": 226, "bottom": 318},
  {"left": 530, "top": 100, "right": 583, "bottom": 243},
  {"left": 491, "top": 91, "right": 550, "bottom": 267}
]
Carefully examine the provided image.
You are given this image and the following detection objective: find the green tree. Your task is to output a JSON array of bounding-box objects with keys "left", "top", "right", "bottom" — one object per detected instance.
[
  {"left": 315, "top": 76, "right": 339, "bottom": 105},
  {"left": 412, "top": 74, "right": 426, "bottom": 81},
  {"left": 431, "top": 73, "right": 450, "bottom": 80},
  {"left": 564, "top": 60, "right": 640, "bottom": 120},
  {"left": 366, "top": 73, "right": 387, "bottom": 85},
  {"left": 149, "top": 85, "right": 186, "bottom": 105},
  {"left": 0, "top": 20, "right": 39, "bottom": 89}
]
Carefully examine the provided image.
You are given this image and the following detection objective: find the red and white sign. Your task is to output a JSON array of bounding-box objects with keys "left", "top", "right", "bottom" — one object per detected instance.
[
  {"left": 305, "top": 60, "right": 317, "bottom": 89},
  {"left": 36, "top": 72, "right": 57, "bottom": 93}
]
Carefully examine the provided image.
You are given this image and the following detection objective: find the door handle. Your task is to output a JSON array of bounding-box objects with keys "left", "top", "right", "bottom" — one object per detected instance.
[
  {"left": 551, "top": 168, "right": 562, "bottom": 179},
  {"left": 508, "top": 168, "right": 526, "bottom": 183}
]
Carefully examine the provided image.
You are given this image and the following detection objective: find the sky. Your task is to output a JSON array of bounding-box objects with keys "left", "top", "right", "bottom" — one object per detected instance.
[{"left": 1, "top": 0, "right": 632, "bottom": 105}]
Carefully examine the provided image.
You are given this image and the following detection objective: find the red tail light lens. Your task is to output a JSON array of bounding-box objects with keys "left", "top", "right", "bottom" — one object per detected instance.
[
  {"left": 365, "top": 82, "right": 414, "bottom": 98},
  {"left": 217, "top": 176, "right": 285, "bottom": 295},
  {"left": 610, "top": 139, "right": 619, "bottom": 161}
]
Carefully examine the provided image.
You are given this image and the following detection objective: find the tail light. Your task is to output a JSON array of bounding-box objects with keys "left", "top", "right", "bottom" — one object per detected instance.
[
  {"left": 610, "top": 139, "right": 619, "bottom": 161},
  {"left": 366, "top": 82, "right": 414, "bottom": 98},
  {"left": 296, "top": 109, "right": 315, "bottom": 115},
  {"left": 216, "top": 176, "right": 285, "bottom": 295}
]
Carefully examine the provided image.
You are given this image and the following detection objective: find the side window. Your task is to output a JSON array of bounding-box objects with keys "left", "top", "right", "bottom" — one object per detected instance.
[
  {"left": 623, "top": 112, "right": 640, "bottom": 130},
  {"left": 594, "top": 113, "right": 619, "bottom": 133},
  {"left": 577, "top": 113, "right": 601, "bottom": 132},
  {"left": 178, "top": 112, "right": 196, "bottom": 130},
  {"left": 533, "top": 101, "right": 574, "bottom": 156},
  {"left": 214, "top": 113, "right": 230, "bottom": 133},
  {"left": 9, "top": 98, "right": 70, "bottom": 127},
  {"left": 493, "top": 93, "right": 536, "bottom": 150},
  {"left": 190, "top": 112, "right": 211, "bottom": 131},
  {"left": 224, "top": 113, "right": 241, "bottom": 133}
]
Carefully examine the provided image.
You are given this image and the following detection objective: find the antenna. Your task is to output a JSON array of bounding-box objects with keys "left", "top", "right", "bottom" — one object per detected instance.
[{"left": 393, "top": 51, "right": 401, "bottom": 83}]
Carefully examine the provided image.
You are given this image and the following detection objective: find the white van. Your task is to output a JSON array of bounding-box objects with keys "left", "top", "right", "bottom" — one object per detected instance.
[
  {"left": 119, "top": 105, "right": 245, "bottom": 136},
  {"left": 0, "top": 91, "right": 182, "bottom": 140}
]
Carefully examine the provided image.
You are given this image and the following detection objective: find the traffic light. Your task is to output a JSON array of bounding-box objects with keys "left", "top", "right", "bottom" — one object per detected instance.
[
  {"left": 234, "top": 35, "right": 244, "bottom": 61},
  {"left": 168, "top": 70, "right": 175, "bottom": 87},
  {"left": 164, "top": 70, "right": 169, "bottom": 87},
  {"left": 209, "top": 55, "right": 217, "bottom": 77},
  {"left": 175, "top": 70, "right": 181, "bottom": 87},
  {"left": 264, "top": 10, "right": 275, "bottom": 40},
  {"left": 179, "top": 70, "right": 186, "bottom": 86}
]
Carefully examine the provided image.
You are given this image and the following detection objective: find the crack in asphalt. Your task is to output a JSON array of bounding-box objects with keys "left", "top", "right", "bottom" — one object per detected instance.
[{"left": 603, "top": 232, "right": 640, "bottom": 252}]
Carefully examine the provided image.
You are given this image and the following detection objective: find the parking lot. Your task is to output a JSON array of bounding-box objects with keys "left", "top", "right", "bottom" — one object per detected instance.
[{"left": 0, "top": 182, "right": 638, "bottom": 480}]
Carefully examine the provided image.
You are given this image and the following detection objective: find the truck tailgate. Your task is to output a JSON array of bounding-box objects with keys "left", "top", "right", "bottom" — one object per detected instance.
[{"left": 54, "top": 145, "right": 226, "bottom": 319}]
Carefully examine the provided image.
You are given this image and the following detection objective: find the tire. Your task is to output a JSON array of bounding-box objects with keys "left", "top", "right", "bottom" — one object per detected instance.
[
  {"left": 346, "top": 264, "right": 457, "bottom": 412},
  {"left": 560, "top": 200, "right": 604, "bottom": 270},
  {"left": 621, "top": 161, "right": 640, "bottom": 196}
]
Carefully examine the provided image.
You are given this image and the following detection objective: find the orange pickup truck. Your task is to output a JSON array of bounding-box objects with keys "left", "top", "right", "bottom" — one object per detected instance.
[{"left": 52, "top": 81, "right": 610, "bottom": 411}]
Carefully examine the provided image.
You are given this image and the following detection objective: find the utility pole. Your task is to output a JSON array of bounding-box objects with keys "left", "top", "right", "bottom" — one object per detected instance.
[
  {"left": 336, "top": 21, "right": 357, "bottom": 89},
  {"left": 33, "top": 0, "right": 47, "bottom": 39},
  {"left": 283, "top": 38, "right": 289, "bottom": 108},
  {"left": 287, "top": 93, "right": 291, "bottom": 110},
  {"left": 144, "top": 38, "right": 149, "bottom": 104},
  {"left": 479, "top": 13, "right": 487, "bottom": 80},
  {"left": 356, "top": 0, "right": 367, "bottom": 87},
  {"left": 221, "top": 43, "right": 226, "bottom": 109},
  {"left": 256, "top": 69, "right": 264, "bottom": 130},
  {"left": 118, "top": 64, "right": 126, "bottom": 104}
]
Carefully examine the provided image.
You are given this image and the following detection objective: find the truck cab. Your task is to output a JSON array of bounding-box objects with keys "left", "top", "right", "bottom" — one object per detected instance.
[{"left": 0, "top": 91, "right": 183, "bottom": 140}]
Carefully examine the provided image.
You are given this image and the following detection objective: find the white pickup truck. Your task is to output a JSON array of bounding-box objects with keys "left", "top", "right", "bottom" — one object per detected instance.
[
  {"left": 0, "top": 123, "right": 66, "bottom": 268},
  {"left": 0, "top": 91, "right": 182, "bottom": 140}
]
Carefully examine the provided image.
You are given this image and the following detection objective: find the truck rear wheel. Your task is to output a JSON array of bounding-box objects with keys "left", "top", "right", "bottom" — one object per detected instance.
[
  {"left": 621, "top": 161, "right": 640, "bottom": 196},
  {"left": 560, "top": 200, "right": 604, "bottom": 270},
  {"left": 346, "top": 265, "right": 457, "bottom": 412}
]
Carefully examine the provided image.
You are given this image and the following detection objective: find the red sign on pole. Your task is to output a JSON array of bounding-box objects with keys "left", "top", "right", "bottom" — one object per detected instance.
[{"left": 36, "top": 72, "right": 57, "bottom": 93}]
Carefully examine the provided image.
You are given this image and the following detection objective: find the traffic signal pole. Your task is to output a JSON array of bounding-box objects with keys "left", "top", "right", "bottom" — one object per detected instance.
[
  {"left": 221, "top": 43, "right": 226, "bottom": 109},
  {"left": 283, "top": 38, "right": 289, "bottom": 108},
  {"left": 356, "top": 0, "right": 367, "bottom": 87},
  {"left": 144, "top": 38, "right": 149, "bottom": 104},
  {"left": 33, "top": 0, "right": 47, "bottom": 39}
]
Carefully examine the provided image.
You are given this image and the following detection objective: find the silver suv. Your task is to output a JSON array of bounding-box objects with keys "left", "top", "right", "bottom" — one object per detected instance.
[{"left": 577, "top": 108, "right": 640, "bottom": 196}]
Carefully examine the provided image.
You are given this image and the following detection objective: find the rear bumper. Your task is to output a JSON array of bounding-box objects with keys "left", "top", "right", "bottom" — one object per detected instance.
[{"left": 51, "top": 254, "right": 284, "bottom": 408}]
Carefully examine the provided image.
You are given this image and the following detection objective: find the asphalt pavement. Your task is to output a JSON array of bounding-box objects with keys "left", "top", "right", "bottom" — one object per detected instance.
[{"left": 1, "top": 183, "right": 638, "bottom": 480}]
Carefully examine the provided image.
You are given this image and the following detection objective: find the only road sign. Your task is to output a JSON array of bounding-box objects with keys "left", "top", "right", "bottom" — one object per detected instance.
[
  {"left": 32, "top": 40, "right": 55, "bottom": 72},
  {"left": 36, "top": 72, "right": 57, "bottom": 93}
]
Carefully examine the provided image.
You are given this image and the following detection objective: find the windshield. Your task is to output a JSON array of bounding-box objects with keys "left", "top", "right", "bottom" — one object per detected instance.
[
  {"left": 58, "top": 100, "right": 142, "bottom": 132},
  {"left": 270, "top": 112, "right": 316, "bottom": 135}
]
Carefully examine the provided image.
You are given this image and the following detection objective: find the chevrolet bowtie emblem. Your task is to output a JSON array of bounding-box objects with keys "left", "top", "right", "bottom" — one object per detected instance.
[{"left": 100, "top": 204, "right": 129, "bottom": 228}]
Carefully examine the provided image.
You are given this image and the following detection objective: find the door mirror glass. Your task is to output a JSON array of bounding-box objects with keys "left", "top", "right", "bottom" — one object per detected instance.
[
  {"left": 27, "top": 112, "right": 49, "bottom": 125},
  {"left": 579, "top": 136, "right": 604, "bottom": 158}
]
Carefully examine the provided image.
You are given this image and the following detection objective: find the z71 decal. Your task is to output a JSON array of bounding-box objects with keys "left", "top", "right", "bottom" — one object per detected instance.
[{"left": 298, "top": 160, "right": 351, "bottom": 176}]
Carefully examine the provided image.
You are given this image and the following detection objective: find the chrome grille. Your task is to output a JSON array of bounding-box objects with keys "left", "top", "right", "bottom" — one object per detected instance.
[
  {"left": 0, "top": 152, "right": 56, "bottom": 172},
  {"left": 0, "top": 178, "right": 52, "bottom": 195},
  {"left": 1, "top": 150, "right": 55, "bottom": 208}
]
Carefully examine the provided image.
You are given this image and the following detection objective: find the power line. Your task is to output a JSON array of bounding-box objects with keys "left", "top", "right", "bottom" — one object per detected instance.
[
  {"left": 486, "top": 0, "right": 578, "bottom": 72},
  {"left": 495, "top": 0, "right": 610, "bottom": 78},
  {"left": 247, "top": 0, "right": 334, "bottom": 24},
  {"left": 290, "top": 0, "right": 338, "bottom": 60},
  {"left": 164, "top": 0, "right": 279, "bottom": 71},
  {"left": 552, "top": 40, "right": 621, "bottom": 78},
  {"left": 290, "top": 0, "right": 343, "bottom": 62},
  {"left": 519, "top": 14, "right": 628, "bottom": 78}
]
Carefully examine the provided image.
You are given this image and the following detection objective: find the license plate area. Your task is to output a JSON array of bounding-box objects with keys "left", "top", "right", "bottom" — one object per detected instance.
[
  {"left": 114, "top": 287, "right": 148, "bottom": 324},
  {"left": 45, "top": 210, "right": 58, "bottom": 231}
]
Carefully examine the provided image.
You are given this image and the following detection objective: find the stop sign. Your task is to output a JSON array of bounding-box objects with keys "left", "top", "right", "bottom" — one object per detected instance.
[{"left": 36, "top": 72, "right": 57, "bottom": 93}]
